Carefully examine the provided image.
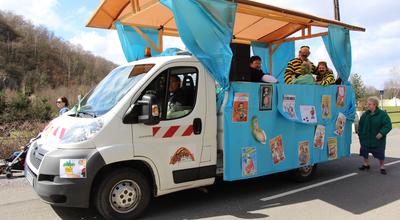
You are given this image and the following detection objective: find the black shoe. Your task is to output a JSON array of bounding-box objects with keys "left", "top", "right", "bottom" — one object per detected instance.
[
  {"left": 358, "top": 165, "right": 370, "bottom": 171},
  {"left": 380, "top": 169, "right": 387, "bottom": 175}
]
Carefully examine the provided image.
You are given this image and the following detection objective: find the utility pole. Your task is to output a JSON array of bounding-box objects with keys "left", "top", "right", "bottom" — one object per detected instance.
[{"left": 334, "top": 0, "right": 341, "bottom": 21}]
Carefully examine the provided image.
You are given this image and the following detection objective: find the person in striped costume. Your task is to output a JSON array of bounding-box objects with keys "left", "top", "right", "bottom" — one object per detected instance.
[
  {"left": 284, "top": 46, "right": 316, "bottom": 84},
  {"left": 315, "top": 61, "right": 335, "bottom": 86}
]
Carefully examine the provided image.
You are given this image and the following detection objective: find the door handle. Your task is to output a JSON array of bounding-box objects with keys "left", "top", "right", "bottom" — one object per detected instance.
[{"left": 193, "top": 118, "right": 202, "bottom": 135}]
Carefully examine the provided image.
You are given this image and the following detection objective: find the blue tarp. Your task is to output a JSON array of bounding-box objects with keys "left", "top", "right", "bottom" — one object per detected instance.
[
  {"left": 115, "top": 21, "right": 160, "bottom": 62},
  {"left": 251, "top": 42, "right": 295, "bottom": 83},
  {"left": 223, "top": 83, "right": 354, "bottom": 181},
  {"left": 322, "top": 25, "right": 352, "bottom": 82},
  {"left": 160, "top": 0, "right": 236, "bottom": 92}
]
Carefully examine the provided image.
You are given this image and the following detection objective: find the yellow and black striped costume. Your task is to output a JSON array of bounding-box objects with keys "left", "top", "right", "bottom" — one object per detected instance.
[
  {"left": 284, "top": 58, "right": 335, "bottom": 85},
  {"left": 315, "top": 70, "right": 335, "bottom": 86}
]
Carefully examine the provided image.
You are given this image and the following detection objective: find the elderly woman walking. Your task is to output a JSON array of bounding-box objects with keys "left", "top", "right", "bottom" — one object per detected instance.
[{"left": 358, "top": 96, "right": 392, "bottom": 174}]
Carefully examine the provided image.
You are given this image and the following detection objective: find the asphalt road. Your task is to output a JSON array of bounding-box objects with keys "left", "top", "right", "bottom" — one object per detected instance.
[{"left": 1, "top": 129, "right": 400, "bottom": 220}]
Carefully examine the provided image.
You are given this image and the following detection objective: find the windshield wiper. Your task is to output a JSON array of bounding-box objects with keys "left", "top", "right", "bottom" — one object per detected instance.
[{"left": 76, "top": 111, "right": 97, "bottom": 118}]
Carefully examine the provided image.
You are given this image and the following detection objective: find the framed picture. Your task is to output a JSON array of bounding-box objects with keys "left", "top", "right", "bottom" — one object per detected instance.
[{"left": 259, "top": 84, "right": 273, "bottom": 111}]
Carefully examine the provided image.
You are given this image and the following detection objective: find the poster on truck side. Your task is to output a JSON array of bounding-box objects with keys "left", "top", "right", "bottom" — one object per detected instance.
[
  {"left": 313, "top": 125, "right": 326, "bottom": 149},
  {"left": 336, "top": 86, "right": 346, "bottom": 108},
  {"left": 259, "top": 84, "right": 273, "bottom": 111},
  {"left": 232, "top": 93, "right": 249, "bottom": 122},
  {"left": 300, "top": 105, "right": 317, "bottom": 123},
  {"left": 334, "top": 112, "right": 346, "bottom": 136},
  {"left": 269, "top": 135, "right": 285, "bottom": 165},
  {"left": 283, "top": 95, "right": 297, "bottom": 119},
  {"left": 321, "top": 95, "right": 332, "bottom": 119},
  {"left": 241, "top": 147, "right": 257, "bottom": 176},
  {"left": 298, "top": 140, "right": 310, "bottom": 166},
  {"left": 328, "top": 137, "right": 338, "bottom": 160}
]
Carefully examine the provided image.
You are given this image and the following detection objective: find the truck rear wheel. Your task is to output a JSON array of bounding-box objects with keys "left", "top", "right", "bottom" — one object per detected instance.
[
  {"left": 290, "top": 164, "right": 317, "bottom": 182},
  {"left": 94, "top": 168, "right": 151, "bottom": 220}
]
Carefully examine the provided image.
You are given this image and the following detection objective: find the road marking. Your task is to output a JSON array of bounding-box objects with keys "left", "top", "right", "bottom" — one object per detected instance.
[
  {"left": 385, "top": 160, "right": 400, "bottom": 166},
  {"left": 260, "top": 173, "right": 358, "bottom": 202}
]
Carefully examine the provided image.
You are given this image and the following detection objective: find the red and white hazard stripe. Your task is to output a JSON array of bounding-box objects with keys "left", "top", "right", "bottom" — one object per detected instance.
[{"left": 152, "top": 125, "right": 193, "bottom": 138}]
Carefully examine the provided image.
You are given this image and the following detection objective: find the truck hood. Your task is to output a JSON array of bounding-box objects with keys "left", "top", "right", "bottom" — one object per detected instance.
[{"left": 37, "top": 115, "right": 102, "bottom": 151}]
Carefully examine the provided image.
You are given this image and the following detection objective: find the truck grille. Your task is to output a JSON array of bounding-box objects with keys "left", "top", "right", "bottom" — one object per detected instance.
[{"left": 29, "top": 144, "right": 47, "bottom": 170}]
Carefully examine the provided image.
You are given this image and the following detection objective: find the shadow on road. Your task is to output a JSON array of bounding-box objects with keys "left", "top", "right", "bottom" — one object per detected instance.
[{"left": 51, "top": 154, "right": 400, "bottom": 220}]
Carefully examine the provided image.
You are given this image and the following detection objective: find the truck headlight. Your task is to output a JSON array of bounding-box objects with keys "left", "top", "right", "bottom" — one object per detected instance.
[{"left": 60, "top": 119, "right": 103, "bottom": 144}]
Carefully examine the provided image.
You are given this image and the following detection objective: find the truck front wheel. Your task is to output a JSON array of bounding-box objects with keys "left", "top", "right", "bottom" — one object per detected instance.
[{"left": 94, "top": 168, "right": 151, "bottom": 220}]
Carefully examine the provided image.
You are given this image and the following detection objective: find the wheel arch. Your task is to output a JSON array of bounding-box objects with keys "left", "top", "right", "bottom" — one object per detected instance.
[{"left": 90, "top": 158, "right": 160, "bottom": 202}]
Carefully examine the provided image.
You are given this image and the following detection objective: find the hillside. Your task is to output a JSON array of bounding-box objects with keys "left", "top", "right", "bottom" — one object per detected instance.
[{"left": 0, "top": 10, "right": 116, "bottom": 93}]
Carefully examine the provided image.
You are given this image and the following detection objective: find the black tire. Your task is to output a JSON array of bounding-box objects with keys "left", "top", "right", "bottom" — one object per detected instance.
[
  {"left": 290, "top": 164, "right": 317, "bottom": 183},
  {"left": 94, "top": 168, "right": 151, "bottom": 220},
  {"left": 5, "top": 172, "right": 12, "bottom": 179}
]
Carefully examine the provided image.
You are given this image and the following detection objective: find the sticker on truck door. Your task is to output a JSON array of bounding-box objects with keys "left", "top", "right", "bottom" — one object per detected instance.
[{"left": 169, "top": 147, "right": 195, "bottom": 165}]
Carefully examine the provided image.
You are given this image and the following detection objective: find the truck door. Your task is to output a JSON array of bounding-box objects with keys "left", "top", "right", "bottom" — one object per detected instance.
[{"left": 132, "top": 63, "right": 209, "bottom": 190}]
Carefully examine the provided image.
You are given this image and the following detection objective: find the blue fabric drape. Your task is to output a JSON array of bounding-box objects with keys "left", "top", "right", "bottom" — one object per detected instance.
[
  {"left": 251, "top": 42, "right": 295, "bottom": 83},
  {"left": 160, "top": 0, "right": 237, "bottom": 93},
  {"left": 322, "top": 25, "right": 352, "bottom": 82},
  {"left": 115, "top": 21, "right": 160, "bottom": 62}
]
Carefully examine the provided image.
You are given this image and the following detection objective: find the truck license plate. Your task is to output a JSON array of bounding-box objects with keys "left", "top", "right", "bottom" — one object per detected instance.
[{"left": 25, "top": 169, "right": 34, "bottom": 186}]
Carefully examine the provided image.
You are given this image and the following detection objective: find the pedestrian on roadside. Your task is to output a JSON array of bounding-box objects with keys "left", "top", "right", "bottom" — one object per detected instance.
[
  {"left": 358, "top": 96, "right": 392, "bottom": 174},
  {"left": 56, "top": 96, "right": 69, "bottom": 115}
]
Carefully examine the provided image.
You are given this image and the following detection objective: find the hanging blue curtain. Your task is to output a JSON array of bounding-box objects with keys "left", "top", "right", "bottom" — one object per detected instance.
[
  {"left": 114, "top": 21, "right": 160, "bottom": 62},
  {"left": 160, "top": 0, "right": 237, "bottom": 92},
  {"left": 251, "top": 41, "right": 295, "bottom": 83},
  {"left": 322, "top": 25, "right": 352, "bottom": 82}
]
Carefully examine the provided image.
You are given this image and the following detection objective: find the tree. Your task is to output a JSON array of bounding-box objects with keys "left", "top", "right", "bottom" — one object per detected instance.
[
  {"left": 350, "top": 73, "right": 366, "bottom": 106},
  {"left": 383, "top": 65, "right": 400, "bottom": 99}
]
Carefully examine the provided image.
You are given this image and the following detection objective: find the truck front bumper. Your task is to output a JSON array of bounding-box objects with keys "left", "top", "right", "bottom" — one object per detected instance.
[{"left": 25, "top": 148, "right": 105, "bottom": 208}]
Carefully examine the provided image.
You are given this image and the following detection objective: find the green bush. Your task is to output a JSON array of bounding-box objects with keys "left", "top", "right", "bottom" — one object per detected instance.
[
  {"left": 31, "top": 97, "right": 52, "bottom": 121},
  {"left": 0, "top": 92, "right": 5, "bottom": 113},
  {"left": 9, "top": 92, "right": 30, "bottom": 111}
]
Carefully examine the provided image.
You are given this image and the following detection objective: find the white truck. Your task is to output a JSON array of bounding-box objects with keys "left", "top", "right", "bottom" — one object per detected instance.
[
  {"left": 25, "top": 1, "right": 365, "bottom": 219},
  {"left": 25, "top": 55, "right": 241, "bottom": 218}
]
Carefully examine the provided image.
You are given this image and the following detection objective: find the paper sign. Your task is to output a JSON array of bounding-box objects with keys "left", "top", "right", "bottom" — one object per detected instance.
[
  {"left": 334, "top": 112, "right": 346, "bottom": 136},
  {"left": 242, "top": 147, "right": 257, "bottom": 176},
  {"left": 260, "top": 85, "right": 273, "bottom": 111},
  {"left": 283, "top": 95, "right": 297, "bottom": 119},
  {"left": 269, "top": 135, "right": 285, "bottom": 165},
  {"left": 233, "top": 93, "right": 248, "bottom": 122},
  {"left": 300, "top": 105, "right": 317, "bottom": 123},
  {"left": 321, "top": 95, "right": 332, "bottom": 119},
  {"left": 336, "top": 86, "right": 346, "bottom": 108},
  {"left": 328, "top": 137, "right": 338, "bottom": 160},
  {"left": 298, "top": 141, "right": 310, "bottom": 166},
  {"left": 313, "top": 125, "right": 326, "bottom": 149}
]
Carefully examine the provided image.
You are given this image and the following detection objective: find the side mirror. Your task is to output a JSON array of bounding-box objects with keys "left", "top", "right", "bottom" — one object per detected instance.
[{"left": 123, "top": 94, "right": 160, "bottom": 125}]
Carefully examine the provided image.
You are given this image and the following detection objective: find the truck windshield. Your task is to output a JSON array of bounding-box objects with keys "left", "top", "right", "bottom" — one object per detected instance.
[{"left": 74, "top": 64, "right": 155, "bottom": 117}]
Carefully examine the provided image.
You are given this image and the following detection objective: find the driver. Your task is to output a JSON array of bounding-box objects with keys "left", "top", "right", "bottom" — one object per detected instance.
[{"left": 167, "top": 75, "right": 190, "bottom": 114}]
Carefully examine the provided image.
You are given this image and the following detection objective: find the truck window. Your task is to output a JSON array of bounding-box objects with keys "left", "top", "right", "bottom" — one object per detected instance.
[
  {"left": 166, "top": 67, "right": 198, "bottom": 120},
  {"left": 139, "top": 67, "right": 198, "bottom": 120}
]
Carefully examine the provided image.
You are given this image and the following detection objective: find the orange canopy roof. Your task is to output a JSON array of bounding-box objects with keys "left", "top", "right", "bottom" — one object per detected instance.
[{"left": 86, "top": 0, "right": 365, "bottom": 44}]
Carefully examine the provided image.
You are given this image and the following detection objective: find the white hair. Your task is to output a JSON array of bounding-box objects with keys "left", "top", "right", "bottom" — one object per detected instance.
[{"left": 367, "top": 96, "right": 380, "bottom": 106}]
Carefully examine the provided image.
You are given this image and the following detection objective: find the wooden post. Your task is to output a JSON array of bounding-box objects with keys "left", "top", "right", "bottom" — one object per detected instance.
[
  {"left": 158, "top": 27, "right": 164, "bottom": 52},
  {"left": 131, "top": 25, "right": 163, "bottom": 53},
  {"left": 334, "top": 0, "right": 341, "bottom": 21}
]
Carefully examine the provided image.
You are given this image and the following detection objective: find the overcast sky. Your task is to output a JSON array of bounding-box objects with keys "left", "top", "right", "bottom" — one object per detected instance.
[{"left": 1, "top": 0, "right": 399, "bottom": 89}]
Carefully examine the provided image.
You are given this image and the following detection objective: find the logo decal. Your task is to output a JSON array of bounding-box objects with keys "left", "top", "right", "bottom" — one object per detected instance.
[{"left": 169, "top": 147, "right": 195, "bottom": 165}]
